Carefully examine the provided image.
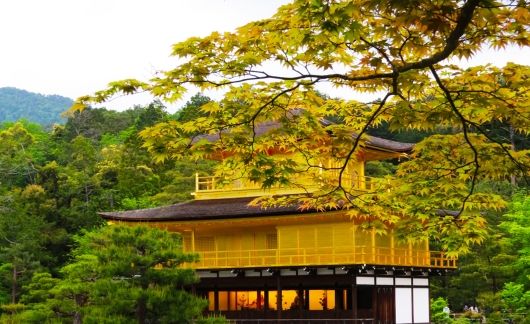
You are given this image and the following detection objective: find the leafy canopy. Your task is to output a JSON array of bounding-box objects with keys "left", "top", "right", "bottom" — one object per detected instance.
[{"left": 74, "top": 0, "right": 530, "bottom": 255}]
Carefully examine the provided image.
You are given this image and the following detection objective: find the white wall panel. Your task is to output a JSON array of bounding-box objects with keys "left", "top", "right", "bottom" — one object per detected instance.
[
  {"left": 376, "top": 277, "right": 394, "bottom": 285},
  {"left": 413, "top": 278, "right": 429, "bottom": 286},
  {"left": 395, "top": 288, "right": 412, "bottom": 324},
  {"left": 395, "top": 277, "right": 412, "bottom": 286},
  {"left": 413, "top": 288, "right": 430, "bottom": 323},
  {"left": 356, "top": 276, "right": 375, "bottom": 285}
]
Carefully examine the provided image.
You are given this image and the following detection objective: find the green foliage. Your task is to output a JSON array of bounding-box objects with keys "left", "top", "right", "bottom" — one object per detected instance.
[
  {"left": 431, "top": 297, "right": 452, "bottom": 324},
  {"left": 432, "top": 192, "right": 530, "bottom": 322},
  {"left": 0, "top": 303, "right": 25, "bottom": 322},
  {"left": 12, "top": 273, "right": 59, "bottom": 323},
  {"left": 476, "top": 287, "right": 530, "bottom": 324},
  {"left": 173, "top": 93, "right": 212, "bottom": 123},
  {"left": 367, "top": 121, "right": 441, "bottom": 143},
  {"left": 0, "top": 189, "right": 50, "bottom": 305},
  {"left": 135, "top": 100, "right": 169, "bottom": 130},
  {"left": 17, "top": 225, "right": 214, "bottom": 324},
  {"left": 501, "top": 282, "right": 530, "bottom": 314},
  {"left": 62, "top": 106, "right": 143, "bottom": 142},
  {"left": 364, "top": 161, "right": 396, "bottom": 177},
  {"left": 19, "top": 273, "right": 59, "bottom": 307},
  {"left": 0, "top": 102, "right": 216, "bottom": 311},
  {"left": 500, "top": 192, "right": 530, "bottom": 285},
  {"left": 120, "top": 197, "right": 157, "bottom": 210},
  {"left": 0, "top": 87, "right": 72, "bottom": 126},
  {"left": 476, "top": 291, "right": 503, "bottom": 317},
  {"left": 0, "top": 122, "right": 37, "bottom": 186}
]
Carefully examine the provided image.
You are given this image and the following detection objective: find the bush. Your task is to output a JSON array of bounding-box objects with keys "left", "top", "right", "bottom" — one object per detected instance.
[{"left": 432, "top": 297, "right": 452, "bottom": 324}]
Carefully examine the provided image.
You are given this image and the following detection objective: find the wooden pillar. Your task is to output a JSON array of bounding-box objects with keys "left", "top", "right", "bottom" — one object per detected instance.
[
  {"left": 373, "top": 286, "right": 378, "bottom": 322},
  {"left": 304, "top": 289, "right": 310, "bottom": 310},
  {"left": 371, "top": 228, "right": 376, "bottom": 264},
  {"left": 425, "top": 239, "right": 430, "bottom": 266},
  {"left": 191, "top": 230, "right": 195, "bottom": 252},
  {"left": 335, "top": 288, "right": 342, "bottom": 312},
  {"left": 264, "top": 286, "right": 269, "bottom": 316},
  {"left": 214, "top": 288, "right": 219, "bottom": 311},
  {"left": 408, "top": 241, "right": 413, "bottom": 266},
  {"left": 277, "top": 275, "right": 282, "bottom": 319},
  {"left": 257, "top": 290, "right": 263, "bottom": 311},
  {"left": 375, "top": 287, "right": 379, "bottom": 321},
  {"left": 411, "top": 287, "right": 415, "bottom": 323},
  {"left": 352, "top": 284, "right": 357, "bottom": 319}
]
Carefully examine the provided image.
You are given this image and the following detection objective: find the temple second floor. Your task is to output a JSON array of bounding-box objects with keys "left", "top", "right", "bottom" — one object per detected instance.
[{"left": 101, "top": 197, "right": 456, "bottom": 270}]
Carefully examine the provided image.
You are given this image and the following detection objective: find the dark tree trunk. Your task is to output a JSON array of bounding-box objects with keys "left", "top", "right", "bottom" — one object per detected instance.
[
  {"left": 74, "top": 293, "right": 88, "bottom": 324},
  {"left": 73, "top": 312, "right": 83, "bottom": 324},
  {"left": 11, "top": 265, "right": 17, "bottom": 304},
  {"left": 137, "top": 295, "right": 147, "bottom": 324}
]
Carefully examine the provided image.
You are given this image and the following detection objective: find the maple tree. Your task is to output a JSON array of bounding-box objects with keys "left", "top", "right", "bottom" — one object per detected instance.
[{"left": 74, "top": 0, "right": 530, "bottom": 255}]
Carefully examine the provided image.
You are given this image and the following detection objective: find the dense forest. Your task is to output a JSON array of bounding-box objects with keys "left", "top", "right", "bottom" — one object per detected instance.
[
  {"left": 0, "top": 95, "right": 219, "bottom": 322},
  {"left": 0, "top": 87, "right": 72, "bottom": 126},
  {"left": 0, "top": 93, "right": 527, "bottom": 322}
]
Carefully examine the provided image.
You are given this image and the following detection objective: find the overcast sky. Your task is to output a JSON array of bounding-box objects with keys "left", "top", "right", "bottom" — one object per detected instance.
[{"left": 0, "top": 0, "right": 528, "bottom": 112}]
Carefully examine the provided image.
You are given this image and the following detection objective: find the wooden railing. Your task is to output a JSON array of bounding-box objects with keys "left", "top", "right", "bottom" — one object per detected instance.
[
  {"left": 194, "top": 173, "right": 381, "bottom": 199},
  {"left": 189, "top": 246, "right": 457, "bottom": 270}
]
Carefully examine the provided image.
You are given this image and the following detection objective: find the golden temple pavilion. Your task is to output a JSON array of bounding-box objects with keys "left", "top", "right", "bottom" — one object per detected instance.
[{"left": 100, "top": 119, "right": 456, "bottom": 323}]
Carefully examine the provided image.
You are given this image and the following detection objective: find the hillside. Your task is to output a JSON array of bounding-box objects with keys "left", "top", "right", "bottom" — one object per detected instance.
[{"left": 0, "top": 87, "right": 73, "bottom": 126}]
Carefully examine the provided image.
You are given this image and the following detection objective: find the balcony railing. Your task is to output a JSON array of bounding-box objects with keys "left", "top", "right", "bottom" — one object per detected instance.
[
  {"left": 189, "top": 246, "right": 457, "bottom": 270},
  {"left": 194, "top": 173, "right": 381, "bottom": 200}
]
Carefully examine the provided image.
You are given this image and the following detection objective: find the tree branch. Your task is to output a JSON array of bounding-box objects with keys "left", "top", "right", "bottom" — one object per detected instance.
[{"left": 430, "top": 65, "right": 480, "bottom": 217}]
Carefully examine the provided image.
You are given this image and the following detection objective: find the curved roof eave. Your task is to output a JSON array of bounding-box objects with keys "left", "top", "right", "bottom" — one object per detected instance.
[{"left": 99, "top": 197, "right": 317, "bottom": 222}]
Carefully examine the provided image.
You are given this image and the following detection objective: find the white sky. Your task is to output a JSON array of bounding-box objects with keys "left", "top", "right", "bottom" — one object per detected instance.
[{"left": 0, "top": 0, "right": 528, "bottom": 112}]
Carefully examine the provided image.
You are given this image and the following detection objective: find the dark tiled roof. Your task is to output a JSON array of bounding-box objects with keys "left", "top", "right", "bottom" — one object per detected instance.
[
  {"left": 99, "top": 197, "right": 314, "bottom": 222},
  {"left": 100, "top": 198, "right": 460, "bottom": 222},
  {"left": 320, "top": 117, "right": 413, "bottom": 152},
  {"left": 364, "top": 136, "right": 414, "bottom": 153},
  {"left": 193, "top": 117, "right": 414, "bottom": 153},
  {"left": 193, "top": 120, "right": 280, "bottom": 143}
]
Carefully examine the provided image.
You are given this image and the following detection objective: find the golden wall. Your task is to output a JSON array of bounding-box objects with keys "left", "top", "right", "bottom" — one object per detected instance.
[{"left": 181, "top": 219, "right": 431, "bottom": 269}]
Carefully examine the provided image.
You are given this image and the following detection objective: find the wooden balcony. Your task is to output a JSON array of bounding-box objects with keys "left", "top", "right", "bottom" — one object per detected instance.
[
  {"left": 193, "top": 173, "right": 380, "bottom": 200},
  {"left": 188, "top": 246, "right": 457, "bottom": 270}
]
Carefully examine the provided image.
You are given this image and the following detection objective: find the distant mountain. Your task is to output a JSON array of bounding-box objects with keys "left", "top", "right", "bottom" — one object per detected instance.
[{"left": 0, "top": 87, "right": 73, "bottom": 126}]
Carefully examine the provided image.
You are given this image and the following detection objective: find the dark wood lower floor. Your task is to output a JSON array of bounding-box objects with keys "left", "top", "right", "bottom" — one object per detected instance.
[{"left": 195, "top": 274, "right": 397, "bottom": 323}]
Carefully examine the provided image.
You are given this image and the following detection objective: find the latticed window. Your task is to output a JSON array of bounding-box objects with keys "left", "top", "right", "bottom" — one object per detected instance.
[
  {"left": 196, "top": 236, "right": 215, "bottom": 252},
  {"left": 181, "top": 232, "right": 192, "bottom": 251},
  {"left": 265, "top": 233, "right": 277, "bottom": 249}
]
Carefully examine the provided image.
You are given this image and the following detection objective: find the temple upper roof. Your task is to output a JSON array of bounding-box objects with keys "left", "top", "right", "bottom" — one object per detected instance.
[{"left": 194, "top": 116, "right": 414, "bottom": 156}]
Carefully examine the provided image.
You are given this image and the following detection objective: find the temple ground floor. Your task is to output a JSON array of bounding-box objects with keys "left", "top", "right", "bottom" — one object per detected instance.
[{"left": 193, "top": 266, "right": 437, "bottom": 323}]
